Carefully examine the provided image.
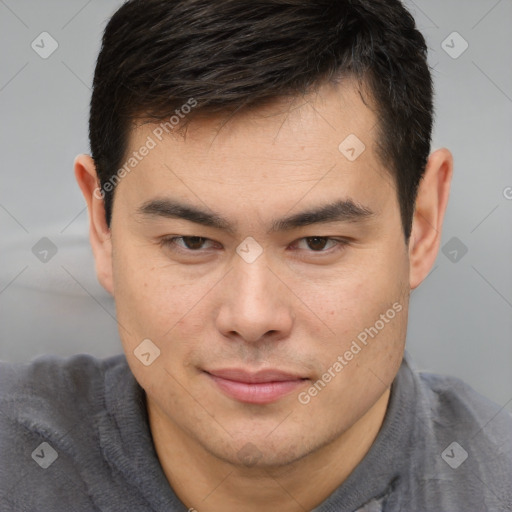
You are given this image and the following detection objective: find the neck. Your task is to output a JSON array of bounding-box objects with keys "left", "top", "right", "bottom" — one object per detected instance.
[{"left": 148, "top": 388, "right": 390, "bottom": 511}]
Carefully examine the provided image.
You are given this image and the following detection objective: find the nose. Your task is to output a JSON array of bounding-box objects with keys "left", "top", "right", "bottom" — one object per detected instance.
[{"left": 215, "top": 253, "right": 295, "bottom": 344}]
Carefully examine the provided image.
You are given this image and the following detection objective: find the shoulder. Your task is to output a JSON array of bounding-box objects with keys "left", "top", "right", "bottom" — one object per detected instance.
[
  {"left": 417, "top": 368, "right": 512, "bottom": 437},
  {"left": 405, "top": 362, "right": 512, "bottom": 509},
  {"left": 0, "top": 353, "right": 144, "bottom": 510},
  {"left": 0, "top": 351, "right": 123, "bottom": 384},
  {"left": 0, "top": 352, "right": 127, "bottom": 455},
  {"left": 0, "top": 353, "right": 126, "bottom": 414},
  {"left": 399, "top": 353, "right": 512, "bottom": 436}
]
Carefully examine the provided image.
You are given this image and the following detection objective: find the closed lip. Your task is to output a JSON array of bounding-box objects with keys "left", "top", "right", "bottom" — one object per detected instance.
[{"left": 204, "top": 368, "right": 308, "bottom": 383}]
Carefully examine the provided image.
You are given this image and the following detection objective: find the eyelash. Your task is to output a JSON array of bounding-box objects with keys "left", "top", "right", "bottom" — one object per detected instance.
[{"left": 159, "top": 235, "right": 348, "bottom": 256}]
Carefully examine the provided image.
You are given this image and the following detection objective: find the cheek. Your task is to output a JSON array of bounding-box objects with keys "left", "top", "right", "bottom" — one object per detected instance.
[
  {"left": 112, "top": 244, "right": 217, "bottom": 363},
  {"left": 112, "top": 244, "right": 174, "bottom": 335},
  {"left": 319, "top": 256, "right": 405, "bottom": 328},
  {"left": 309, "top": 246, "right": 409, "bottom": 375},
  {"left": 112, "top": 252, "right": 209, "bottom": 396}
]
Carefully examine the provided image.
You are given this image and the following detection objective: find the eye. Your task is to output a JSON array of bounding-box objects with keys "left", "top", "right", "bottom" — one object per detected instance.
[
  {"left": 292, "top": 237, "right": 347, "bottom": 253},
  {"left": 160, "top": 236, "right": 216, "bottom": 252}
]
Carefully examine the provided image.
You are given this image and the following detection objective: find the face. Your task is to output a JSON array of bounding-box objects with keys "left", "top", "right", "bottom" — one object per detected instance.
[{"left": 107, "top": 79, "right": 411, "bottom": 467}]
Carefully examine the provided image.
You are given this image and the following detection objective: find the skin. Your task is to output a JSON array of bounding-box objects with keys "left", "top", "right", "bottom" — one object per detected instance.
[{"left": 75, "top": 78, "right": 453, "bottom": 511}]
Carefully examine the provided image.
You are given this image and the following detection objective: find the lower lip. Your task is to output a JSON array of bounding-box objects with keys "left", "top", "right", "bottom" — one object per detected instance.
[{"left": 207, "top": 374, "right": 306, "bottom": 404}]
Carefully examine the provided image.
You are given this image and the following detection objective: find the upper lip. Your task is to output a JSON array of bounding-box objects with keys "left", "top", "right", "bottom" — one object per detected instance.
[{"left": 206, "top": 368, "right": 307, "bottom": 383}]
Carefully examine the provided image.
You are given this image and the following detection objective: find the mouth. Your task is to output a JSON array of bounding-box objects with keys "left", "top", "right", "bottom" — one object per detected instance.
[{"left": 204, "top": 368, "right": 309, "bottom": 404}]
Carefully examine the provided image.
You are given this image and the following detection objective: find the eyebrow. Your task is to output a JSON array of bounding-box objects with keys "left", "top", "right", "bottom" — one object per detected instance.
[{"left": 137, "top": 197, "right": 375, "bottom": 234}]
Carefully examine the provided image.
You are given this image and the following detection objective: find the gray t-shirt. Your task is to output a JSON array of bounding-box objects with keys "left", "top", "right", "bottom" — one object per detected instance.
[{"left": 1, "top": 351, "right": 511, "bottom": 511}]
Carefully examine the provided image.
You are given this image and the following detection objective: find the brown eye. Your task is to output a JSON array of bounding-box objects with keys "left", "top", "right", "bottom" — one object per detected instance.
[
  {"left": 294, "top": 237, "right": 344, "bottom": 253},
  {"left": 305, "top": 237, "right": 330, "bottom": 251},
  {"left": 180, "top": 236, "right": 207, "bottom": 250},
  {"left": 160, "top": 236, "right": 214, "bottom": 252}
]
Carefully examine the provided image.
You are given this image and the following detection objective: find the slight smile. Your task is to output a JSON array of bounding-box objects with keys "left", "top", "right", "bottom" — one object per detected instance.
[{"left": 204, "top": 368, "right": 309, "bottom": 404}]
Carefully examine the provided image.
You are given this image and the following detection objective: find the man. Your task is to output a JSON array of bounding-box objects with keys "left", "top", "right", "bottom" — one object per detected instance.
[{"left": 1, "top": 0, "right": 511, "bottom": 510}]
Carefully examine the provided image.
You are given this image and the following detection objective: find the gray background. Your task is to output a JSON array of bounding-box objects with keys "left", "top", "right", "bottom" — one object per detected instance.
[{"left": 0, "top": 0, "right": 511, "bottom": 410}]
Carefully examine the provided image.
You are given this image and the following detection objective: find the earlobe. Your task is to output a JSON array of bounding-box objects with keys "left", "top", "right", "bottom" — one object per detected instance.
[
  {"left": 74, "top": 154, "right": 115, "bottom": 296},
  {"left": 409, "top": 148, "right": 453, "bottom": 290}
]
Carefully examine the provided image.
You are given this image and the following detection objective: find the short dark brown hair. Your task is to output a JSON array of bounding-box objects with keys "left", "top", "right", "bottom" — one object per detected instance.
[{"left": 89, "top": 0, "right": 433, "bottom": 242}]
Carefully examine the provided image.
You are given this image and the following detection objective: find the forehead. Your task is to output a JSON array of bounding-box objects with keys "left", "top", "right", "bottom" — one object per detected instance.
[{"left": 118, "top": 79, "right": 394, "bottom": 218}]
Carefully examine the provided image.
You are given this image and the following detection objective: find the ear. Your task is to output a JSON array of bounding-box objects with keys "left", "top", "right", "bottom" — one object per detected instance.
[
  {"left": 74, "top": 154, "right": 114, "bottom": 295},
  {"left": 409, "top": 148, "right": 453, "bottom": 290}
]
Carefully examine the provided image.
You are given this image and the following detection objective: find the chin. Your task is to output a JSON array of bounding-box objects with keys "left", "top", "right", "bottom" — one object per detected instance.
[{"left": 198, "top": 426, "right": 323, "bottom": 470}]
